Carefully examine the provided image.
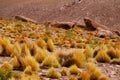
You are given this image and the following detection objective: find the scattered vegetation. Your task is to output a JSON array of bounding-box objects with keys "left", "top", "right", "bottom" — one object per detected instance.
[{"left": 0, "top": 19, "right": 119, "bottom": 79}]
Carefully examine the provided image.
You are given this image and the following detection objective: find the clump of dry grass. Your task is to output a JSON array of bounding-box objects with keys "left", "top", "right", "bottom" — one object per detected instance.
[
  {"left": 41, "top": 55, "right": 60, "bottom": 68},
  {"left": 24, "top": 66, "right": 33, "bottom": 75},
  {"left": 47, "top": 67, "right": 61, "bottom": 78},
  {"left": 34, "top": 44, "right": 49, "bottom": 63},
  {"left": 69, "top": 76, "right": 78, "bottom": 80},
  {"left": 107, "top": 46, "right": 116, "bottom": 59},
  {"left": 25, "top": 55, "right": 39, "bottom": 71},
  {"left": 9, "top": 56, "right": 20, "bottom": 69},
  {"left": 80, "top": 72, "right": 90, "bottom": 80},
  {"left": 17, "top": 56, "right": 27, "bottom": 70},
  {"left": 115, "top": 48, "right": 120, "bottom": 58},
  {"left": 84, "top": 44, "right": 94, "bottom": 59},
  {"left": 79, "top": 62, "right": 103, "bottom": 80},
  {"left": 24, "top": 39, "right": 34, "bottom": 52},
  {"left": 1, "top": 61, "right": 13, "bottom": 70},
  {"left": 47, "top": 39, "right": 55, "bottom": 51},
  {"left": 69, "top": 65, "right": 80, "bottom": 75},
  {"left": 36, "top": 38, "right": 46, "bottom": 49},
  {"left": 87, "top": 58, "right": 97, "bottom": 64},
  {"left": 61, "top": 67, "right": 70, "bottom": 76},
  {"left": 0, "top": 43, "right": 3, "bottom": 55},
  {"left": 21, "top": 43, "right": 31, "bottom": 57},
  {"left": 11, "top": 42, "right": 21, "bottom": 57},
  {"left": 95, "top": 45, "right": 111, "bottom": 63},
  {"left": 62, "top": 49, "right": 86, "bottom": 67},
  {"left": 86, "top": 62, "right": 102, "bottom": 80},
  {"left": 21, "top": 56, "right": 40, "bottom": 80},
  {"left": 110, "top": 58, "right": 120, "bottom": 65},
  {"left": 0, "top": 37, "right": 14, "bottom": 56},
  {"left": 20, "top": 73, "right": 40, "bottom": 80}
]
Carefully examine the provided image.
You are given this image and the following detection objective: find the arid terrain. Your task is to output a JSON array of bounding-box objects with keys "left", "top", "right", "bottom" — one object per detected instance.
[{"left": 0, "top": 0, "right": 120, "bottom": 80}]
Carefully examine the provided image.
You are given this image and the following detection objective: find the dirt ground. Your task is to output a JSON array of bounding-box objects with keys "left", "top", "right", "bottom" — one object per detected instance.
[{"left": 0, "top": 0, "right": 120, "bottom": 30}]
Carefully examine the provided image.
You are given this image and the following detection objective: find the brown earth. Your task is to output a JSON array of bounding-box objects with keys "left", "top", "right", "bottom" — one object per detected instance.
[{"left": 0, "top": 0, "right": 120, "bottom": 31}]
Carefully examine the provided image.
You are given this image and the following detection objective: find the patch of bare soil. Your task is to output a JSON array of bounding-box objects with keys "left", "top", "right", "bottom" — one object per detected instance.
[{"left": 98, "top": 63, "right": 120, "bottom": 80}]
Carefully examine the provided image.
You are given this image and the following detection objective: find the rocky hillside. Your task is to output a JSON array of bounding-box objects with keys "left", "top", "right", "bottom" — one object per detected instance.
[{"left": 0, "top": 0, "right": 120, "bottom": 30}]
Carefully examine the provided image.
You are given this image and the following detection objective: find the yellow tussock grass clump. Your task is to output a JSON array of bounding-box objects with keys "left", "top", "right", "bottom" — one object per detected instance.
[
  {"left": 61, "top": 67, "right": 70, "bottom": 76},
  {"left": 9, "top": 56, "right": 20, "bottom": 69},
  {"left": 84, "top": 44, "right": 94, "bottom": 59},
  {"left": 69, "top": 65, "right": 80, "bottom": 75},
  {"left": 95, "top": 46, "right": 111, "bottom": 63},
  {"left": 107, "top": 46, "right": 116, "bottom": 59},
  {"left": 115, "top": 48, "right": 120, "bottom": 58},
  {"left": 80, "top": 72, "right": 90, "bottom": 80},
  {"left": 42, "top": 55, "right": 60, "bottom": 68},
  {"left": 0, "top": 44, "right": 3, "bottom": 55},
  {"left": 1, "top": 61, "right": 13, "bottom": 70},
  {"left": 25, "top": 56, "right": 39, "bottom": 71},
  {"left": 110, "top": 58, "right": 120, "bottom": 65},
  {"left": 11, "top": 42, "right": 21, "bottom": 57},
  {"left": 86, "top": 62, "right": 102, "bottom": 80},
  {"left": 34, "top": 45, "right": 49, "bottom": 63},
  {"left": 21, "top": 43, "right": 31, "bottom": 57},
  {"left": 62, "top": 49, "right": 86, "bottom": 67},
  {"left": 36, "top": 38, "right": 46, "bottom": 49},
  {"left": 17, "top": 56, "right": 27, "bottom": 69},
  {"left": 24, "top": 39, "right": 34, "bottom": 51},
  {"left": 24, "top": 66, "right": 32, "bottom": 75},
  {"left": 87, "top": 58, "right": 97, "bottom": 63},
  {"left": 47, "top": 67, "right": 61, "bottom": 78},
  {"left": 47, "top": 39, "right": 55, "bottom": 51},
  {"left": 20, "top": 73, "right": 40, "bottom": 80},
  {"left": 69, "top": 76, "right": 78, "bottom": 80},
  {"left": 1, "top": 37, "right": 14, "bottom": 56}
]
